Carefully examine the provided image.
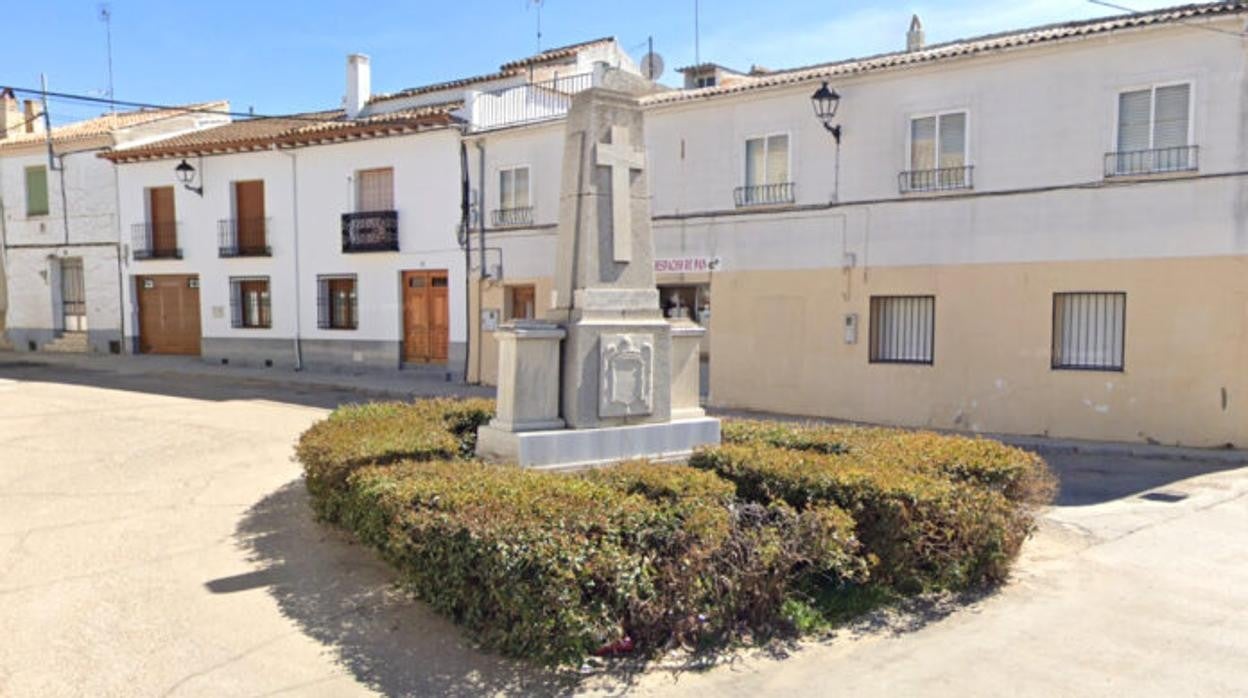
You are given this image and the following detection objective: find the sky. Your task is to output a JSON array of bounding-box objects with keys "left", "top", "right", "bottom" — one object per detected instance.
[{"left": 3, "top": 0, "right": 1188, "bottom": 124}]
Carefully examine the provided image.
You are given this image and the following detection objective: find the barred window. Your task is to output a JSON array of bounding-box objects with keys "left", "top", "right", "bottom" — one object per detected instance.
[
  {"left": 1052, "top": 292, "right": 1125, "bottom": 371},
  {"left": 317, "top": 275, "right": 358, "bottom": 330},
  {"left": 230, "top": 277, "right": 271, "bottom": 329},
  {"left": 869, "top": 296, "right": 935, "bottom": 364}
]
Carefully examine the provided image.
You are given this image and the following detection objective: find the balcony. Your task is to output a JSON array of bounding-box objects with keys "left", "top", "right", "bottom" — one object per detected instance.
[
  {"left": 131, "top": 222, "right": 182, "bottom": 260},
  {"left": 218, "top": 218, "right": 272, "bottom": 257},
  {"left": 467, "top": 72, "right": 596, "bottom": 132},
  {"left": 1104, "top": 145, "right": 1198, "bottom": 178},
  {"left": 341, "top": 210, "right": 399, "bottom": 253},
  {"left": 491, "top": 207, "right": 533, "bottom": 228},
  {"left": 734, "top": 182, "right": 796, "bottom": 208},
  {"left": 899, "top": 165, "right": 974, "bottom": 194}
]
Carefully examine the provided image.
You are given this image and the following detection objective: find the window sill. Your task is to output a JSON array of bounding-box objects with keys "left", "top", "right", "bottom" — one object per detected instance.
[
  {"left": 869, "top": 359, "right": 935, "bottom": 366},
  {"left": 1052, "top": 365, "right": 1125, "bottom": 373},
  {"left": 1103, "top": 169, "right": 1198, "bottom": 183},
  {"left": 899, "top": 185, "right": 974, "bottom": 197}
]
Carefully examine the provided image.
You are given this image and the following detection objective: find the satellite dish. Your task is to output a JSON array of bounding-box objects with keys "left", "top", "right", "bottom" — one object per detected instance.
[{"left": 641, "top": 52, "right": 665, "bottom": 81}]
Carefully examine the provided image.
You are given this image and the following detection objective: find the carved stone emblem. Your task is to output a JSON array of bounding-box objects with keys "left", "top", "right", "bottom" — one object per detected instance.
[{"left": 599, "top": 333, "right": 654, "bottom": 417}]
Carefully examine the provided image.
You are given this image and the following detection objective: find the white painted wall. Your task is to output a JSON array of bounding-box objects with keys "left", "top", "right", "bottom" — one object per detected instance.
[{"left": 114, "top": 128, "right": 466, "bottom": 360}]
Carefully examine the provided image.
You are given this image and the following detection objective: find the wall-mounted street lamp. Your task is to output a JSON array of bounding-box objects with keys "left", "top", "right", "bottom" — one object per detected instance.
[
  {"left": 811, "top": 81, "right": 842, "bottom": 144},
  {"left": 174, "top": 158, "right": 204, "bottom": 196}
]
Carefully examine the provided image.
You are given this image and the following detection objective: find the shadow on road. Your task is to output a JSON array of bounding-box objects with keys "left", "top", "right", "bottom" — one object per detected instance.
[
  {"left": 0, "top": 359, "right": 476, "bottom": 411},
  {"left": 229, "top": 480, "right": 594, "bottom": 697},
  {"left": 1036, "top": 451, "right": 1245, "bottom": 507}
]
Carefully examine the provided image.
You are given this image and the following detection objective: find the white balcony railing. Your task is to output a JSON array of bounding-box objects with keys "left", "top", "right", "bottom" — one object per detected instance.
[{"left": 466, "top": 72, "right": 597, "bottom": 132}]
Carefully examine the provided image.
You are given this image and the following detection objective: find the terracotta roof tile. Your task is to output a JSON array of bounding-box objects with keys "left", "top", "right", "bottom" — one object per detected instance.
[
  {"left": 643, "top": 1, "right": 1248, "bottom": 106},
  {"left": 0, "top": 101, "right": 229, "bottom": 151},
  {"left": 103, "top": 104, "right": 459, "bottom": 162},
  {"left": 499, "top": 36, "right": 615, "bottom": 71}
]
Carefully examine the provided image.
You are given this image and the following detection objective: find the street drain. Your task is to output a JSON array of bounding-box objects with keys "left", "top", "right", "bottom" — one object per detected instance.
[{"left": 1140, "top": 491, "right": 1189, "bottom": 503}]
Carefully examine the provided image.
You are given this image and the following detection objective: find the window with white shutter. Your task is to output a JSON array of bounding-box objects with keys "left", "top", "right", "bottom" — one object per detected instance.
[
  {"left": 869, "top": 296, "right": 935, "bottom": 365},
  {"left": 494, "top": 166, "right": 533, "bottom": 226},
  {"left": 1111, "top": 84, "right": 1193, "bottom": 176},
  {"left": 355, "top": 168, "right": 394, "bottom": 212}
]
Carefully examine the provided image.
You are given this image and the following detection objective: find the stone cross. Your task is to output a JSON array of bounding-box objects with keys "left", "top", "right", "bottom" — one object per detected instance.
[{"left": 595, "top": 125, "right": 645, "bottom": 263}]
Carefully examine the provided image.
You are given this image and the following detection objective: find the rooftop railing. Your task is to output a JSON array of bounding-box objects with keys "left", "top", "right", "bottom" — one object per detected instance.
[{"left": 466, "top": 72, "right": 596, "bottom": 132}]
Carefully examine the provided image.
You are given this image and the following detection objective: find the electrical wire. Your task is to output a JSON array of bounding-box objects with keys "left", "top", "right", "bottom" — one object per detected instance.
[{"left": 2, "top": 86, "right": 344, "bottom": 123}]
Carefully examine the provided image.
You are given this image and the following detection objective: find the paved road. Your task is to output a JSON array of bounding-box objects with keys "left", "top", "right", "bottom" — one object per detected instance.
[{"left": 0, "top": 359, "right": 1245, "bottom": 697}]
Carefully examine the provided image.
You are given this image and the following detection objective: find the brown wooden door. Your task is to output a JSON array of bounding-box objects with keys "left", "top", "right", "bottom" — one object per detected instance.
[
  {"left": 148, "top": 187, "right": 177, "bottom": 254},
  {"left": 402, "top": 270, "right": 449, "bottom": 363},
  {"left": 234, "top": 180, "right": 266, "bottom": 252},
  {"left": 137, "top": 274, "right": 201, "bottom": 355}
]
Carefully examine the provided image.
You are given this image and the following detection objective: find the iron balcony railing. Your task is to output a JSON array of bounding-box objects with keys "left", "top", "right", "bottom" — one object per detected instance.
[
  {"left": 734, "top": 182, "right": 796, "bottom": 208},
  {"left": 217, "top": 218, "right": 272, "bottom": 257},
  {"left": 491, "top": 206, "right": 533, "bottom": 227},
  {"left": 131, "top": 222, "right": 182, "bottom": 260},
  {"left": 899, "top": 165, "right": 974, "bottom": 194},
  {"left": 341, "top": 210, "right": 399, "bottom": 253},
  {"left": 1104, "top": 145, "right": 1199, "bottom": 178},
  {"left": 468, "top": 72, "right": 595, "bottom": 132}
]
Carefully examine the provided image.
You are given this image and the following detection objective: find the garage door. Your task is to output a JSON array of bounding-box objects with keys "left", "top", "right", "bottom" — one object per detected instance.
[{"left": 137, "top": 275, "right": 202, "bottom": 355}]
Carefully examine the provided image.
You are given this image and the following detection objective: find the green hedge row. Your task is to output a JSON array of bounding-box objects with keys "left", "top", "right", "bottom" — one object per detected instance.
[
  {"left": 297, "top": 402, "right": 1054, "bottom": 664},
  {"left": 330, "top": 459, "right": 863, "bottom": 664}
]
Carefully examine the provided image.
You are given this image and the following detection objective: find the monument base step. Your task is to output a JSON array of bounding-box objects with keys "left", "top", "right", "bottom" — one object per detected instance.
[{"left": 476, "top": 417, "right": 721, "bottom": 470}]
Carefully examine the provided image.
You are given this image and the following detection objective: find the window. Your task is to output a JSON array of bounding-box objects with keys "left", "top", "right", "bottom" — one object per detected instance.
[
  {"left": 317, "top": 275, "right": 358, "bottom": 330},
  {"left": 738, "top": 134, "right": 792, "bottom": 206},
  {"left": 504, "top": 284, "right": 536, "bottom": 321},
  {"left": 869, "top": 296, "right": 935, "bottom": 365},
  {"left": 1052, "top": 292, "right": 1125, "bottom": 371},
  {"left": 355, "top": 167, "right": 394, "bottom": 212},
  {"left": 499, "top": 166, "right": 530, "bottom": 211},
  {"left": 25, "top": 165, "right": 48, "bottom": 216},
  {"left": 1111, "top": 84, "right": 1193, "bottom": 175},
  {"left": 694, "top": 75, "right": 716, "bottom": 88},
  {"left": 903, "top": 112, "right": 968, "bottom": 192},
  {"left": 230, "top": 277, "right": 271, "bottom": 329}
]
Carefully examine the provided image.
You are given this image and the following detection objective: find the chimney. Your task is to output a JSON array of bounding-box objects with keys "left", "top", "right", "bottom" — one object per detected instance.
[
  {"left": 907, "top": 15, "right": 925, "bottom": 52},
  {"left": 0, "top": 89, "right": 19, "bottom": 138},
  {"left": 345, "top": 54, "right": 371, "bottom": 119},
  {"left": 23, "top": 100, "right": 41, "bottom": 133}
]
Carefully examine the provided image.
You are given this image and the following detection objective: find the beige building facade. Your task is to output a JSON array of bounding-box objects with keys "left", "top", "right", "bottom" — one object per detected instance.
[{"left": 466, "top": 3, "right": 1248, "bottom": 447}]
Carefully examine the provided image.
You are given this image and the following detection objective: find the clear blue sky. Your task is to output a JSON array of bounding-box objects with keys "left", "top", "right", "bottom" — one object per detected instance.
[{"left": 4, "top": 0, "right": 1182, "bottom": 123}]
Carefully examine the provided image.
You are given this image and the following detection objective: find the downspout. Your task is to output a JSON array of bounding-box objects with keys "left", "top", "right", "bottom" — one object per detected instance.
[
  {"left": 459, "top": 137, "right": 473, "bottom": 383},
  {"left": 475, "top": 140, "right": 486, "bottom": 384},
  {"left": 110, "top": 147, "right": 126, "bottom": 352},
  {"left": 279, "top": 147, "right": 304, "bottom": 370}
]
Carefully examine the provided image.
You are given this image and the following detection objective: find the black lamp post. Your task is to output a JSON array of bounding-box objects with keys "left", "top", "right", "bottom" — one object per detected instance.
[
  {"left": 811, "top": 81, "right": 842, "bottom": 143},
  {"left": 174, "top": 158, "right": 203, "bottom": 196}
]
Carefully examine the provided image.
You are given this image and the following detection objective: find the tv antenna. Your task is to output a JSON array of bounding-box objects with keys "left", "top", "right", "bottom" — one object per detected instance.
[
  {"left": 99, "top": 3, "right": 115, "bottom": 112},
  {"left": 640, "top": 37, "right": 665, "bottom": 81},
  {"left": 528, "top": 0, "right": 544, "bottom": 53}
]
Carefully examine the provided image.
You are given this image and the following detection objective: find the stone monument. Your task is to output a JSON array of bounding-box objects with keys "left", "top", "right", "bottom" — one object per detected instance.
[{"left": 476, "top": 82, "right": 721, "bottom": 469}]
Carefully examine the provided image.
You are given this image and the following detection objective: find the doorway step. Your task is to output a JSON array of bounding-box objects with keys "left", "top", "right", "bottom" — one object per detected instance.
[{"left": 43, "top": 332, "right": 89, "bottom": 354}]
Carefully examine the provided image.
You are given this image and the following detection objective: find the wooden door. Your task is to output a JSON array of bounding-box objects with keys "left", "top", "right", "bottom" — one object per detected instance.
[
  {"left": 234, "top": 180, "right": 266, "bottom": 252},
  {"left": 402, "top": 270, "right": 449, "bottom": 363},
  {"left": 137, "top": 274, "right": 201, "bottom": 355},
  {"left": 148, "top": 187, "right": 177, "bottom": 254}
]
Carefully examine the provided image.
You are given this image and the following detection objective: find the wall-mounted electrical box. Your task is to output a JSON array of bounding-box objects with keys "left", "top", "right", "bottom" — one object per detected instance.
[
  {"left": 481, "top": 308, "right": 500, "bottom": 332},
  {"left": 844, "top": 313, "right": 859, "bottom": 344}
]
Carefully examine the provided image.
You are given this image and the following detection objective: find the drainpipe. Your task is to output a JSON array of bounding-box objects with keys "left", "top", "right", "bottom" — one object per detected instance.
[
  {"left": 279, "top": 147, "right": 304, "bottom": 370},
  {"left": 458, "top": 137, "right": 473, "bottom": 383},
  {"left": 475, "top": 140, "right": 487, "bottom": 384}
]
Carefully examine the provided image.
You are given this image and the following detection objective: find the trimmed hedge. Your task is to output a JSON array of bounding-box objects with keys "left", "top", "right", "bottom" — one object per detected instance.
[
  {"left": 295, "top": 398, "right": 492, "bottom": 521},
  {"left": 298, "top": 401, "right": 1053, "bottom": 664},
  {"left": 332, "top": 459, "right": 863, "bottom": 664}
]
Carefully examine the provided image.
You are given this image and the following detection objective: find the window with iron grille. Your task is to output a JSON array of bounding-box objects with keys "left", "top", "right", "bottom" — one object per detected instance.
[
  {"left": 317, "top": 275, "right": 358, "bottom": 330},
  {"left": 738, "top": 134, "right": 793, "bottom": 206},
  {"left": 229, "top": 277, "right": 271, "bottom": 329},
  {"left": 902, "top": 111, "right": 970, "bottom": 192},
  {"left": 1109, "top": 84, "right": 1194, "bottom": 176},
  {"left": 1052, "top": 292, "right": 1125, "bottom": 371},
  {"left": 869, "top": 296, "right": 935, "bottom": 365}
]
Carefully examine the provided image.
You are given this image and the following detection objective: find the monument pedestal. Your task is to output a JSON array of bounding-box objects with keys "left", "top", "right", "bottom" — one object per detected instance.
[
  {"left": 475, "top": 82, "right": 720, "bottom": 470},
  {"left": 476, "top": 417, "right": 721, "bottom": 470}
]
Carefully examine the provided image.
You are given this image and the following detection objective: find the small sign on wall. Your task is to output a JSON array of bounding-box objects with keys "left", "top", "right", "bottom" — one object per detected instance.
[
  {"left": 655, "top": 256, "right": 722, "bottom": 273},
  {"left": 482, "top": 308, "right": 500, "bottom": 332},
  {"left": 188, "top": 279, "right": 199, "bottom": 289},
  {"left": 211, "top": 306, "right": 225, "bottom": 319},
  {"left": 143, "top": 279, "right": 155, "bottom": 290}
]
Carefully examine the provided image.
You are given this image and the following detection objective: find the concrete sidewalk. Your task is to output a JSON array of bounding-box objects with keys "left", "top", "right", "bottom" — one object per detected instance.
[{"left": 0, "top": 350, "right": 494, "bottom": 402}]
